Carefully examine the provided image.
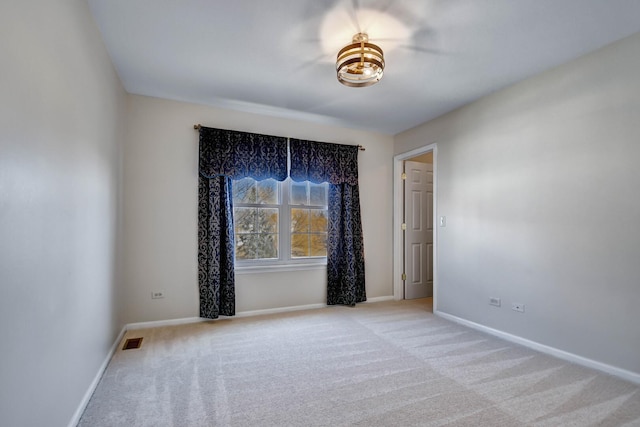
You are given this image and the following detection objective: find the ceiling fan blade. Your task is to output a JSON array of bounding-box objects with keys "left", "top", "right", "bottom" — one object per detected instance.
[
  {"left": 371, "top": 37, "right": 404, "bottom": 42},
  {"left": 376, "top": 0, "right": 395, "bottom": 15},
  {"left": 298, "top": 37, "right": 322, "bottom": 44},
  {"left": 294, "top": 54, "right": 332, "bottom": 71},
  {"left": 346, "top": 4, "right": 362, "bottom": 33},
  {"left": 399, "top": 45, "right": 444, "bottom": 55},
  {"left": 413, "top": 26, "right": 437, "bottom": 42}
]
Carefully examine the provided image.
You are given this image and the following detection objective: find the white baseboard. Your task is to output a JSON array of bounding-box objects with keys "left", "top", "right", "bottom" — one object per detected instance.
[
  {"left": 125, "top": 304, "right": 328, "bottom": 328},
  {"left": 235, "top": 303, "right": 327, "bottom": 318},
  {"left": 365, "top": 295, "right": 395, "bottom": 303},
  {"left": 67, "top": 325, "right": 127, "bottom": 427},
  {"left": 126, "top": 297, "right": 397, "bottom": 327},
  {"left": 435, "top": 310, "right": 640, "bottom": 385},
  {"left": 236, "top": 297, "right": 393, "bottom": 317},
  {"left": 127, "top": 316, "right": 205, "bottom": 330}
]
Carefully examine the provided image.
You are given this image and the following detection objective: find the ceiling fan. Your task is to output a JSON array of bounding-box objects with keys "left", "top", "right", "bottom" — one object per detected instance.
[{"left": 292, "top": 0, "right": 443, "bottom": 87}]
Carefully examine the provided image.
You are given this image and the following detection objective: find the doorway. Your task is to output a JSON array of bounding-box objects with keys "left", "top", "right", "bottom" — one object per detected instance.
[
  {"left": 404, "top": 155, "right": 433, "bottom": 299},
  {"left": 393, "top": 145, "right": 437, "bottom": 309}
]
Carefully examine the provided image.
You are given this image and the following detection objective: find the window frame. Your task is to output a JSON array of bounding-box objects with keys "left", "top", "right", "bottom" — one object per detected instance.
[{"left": 233, "top": 177, "right": 328, "bottom": 273}]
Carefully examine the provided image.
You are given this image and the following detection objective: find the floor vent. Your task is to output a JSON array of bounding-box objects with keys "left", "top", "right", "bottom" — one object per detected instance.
[{"left": 122, "top": 337, "right": 143, "bottom": 350}]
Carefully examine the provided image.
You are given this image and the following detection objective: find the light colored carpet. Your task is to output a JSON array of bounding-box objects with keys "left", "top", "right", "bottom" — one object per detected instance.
[{"left": 79, "top": 299, "right": 640, "bottom": 426}]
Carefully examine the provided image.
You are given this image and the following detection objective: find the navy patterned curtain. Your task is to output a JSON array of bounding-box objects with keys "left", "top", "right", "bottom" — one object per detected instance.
[
  {"left": 198, "top": 176, "right": 235, "bottom": 319},
  {"left": 290, "top": 139, "right": 366, "bottom": 306},
  {"left": 198, "top": 127, "right": 287, "bottom": 319}
]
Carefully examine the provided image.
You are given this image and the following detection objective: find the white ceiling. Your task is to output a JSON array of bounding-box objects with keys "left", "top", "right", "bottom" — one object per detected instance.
[{"left": 87, "top": 0, "right": 640, "bottom": 135}]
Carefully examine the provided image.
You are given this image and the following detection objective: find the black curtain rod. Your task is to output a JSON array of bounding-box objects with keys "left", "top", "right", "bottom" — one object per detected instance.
[{"left": 193, "top": 124, "right": 365, "bottom": 151}]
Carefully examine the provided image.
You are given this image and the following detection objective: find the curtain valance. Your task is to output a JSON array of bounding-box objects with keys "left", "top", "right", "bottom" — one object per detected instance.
[
  {"left": 199, "top": 126, "right": 288, "bottom": 181},
  {"left": 289, "top": 138, "right": 359, "bottom": 185}
]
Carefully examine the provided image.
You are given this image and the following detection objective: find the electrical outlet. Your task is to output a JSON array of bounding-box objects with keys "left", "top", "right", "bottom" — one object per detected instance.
[
  {"left": 489, "top": 297, "right": 501, "bottom": 307},
  {"left": 151, "top": 291, "right": 165, "bottom": 299},
  {"left": 512, "top": 303, "right": 525, "bottom": 313}
]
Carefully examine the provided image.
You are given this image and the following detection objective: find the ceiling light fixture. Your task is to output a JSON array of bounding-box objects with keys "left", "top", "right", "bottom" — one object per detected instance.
[{"left": 336, "top": 33, "right": 384, "bottom": 87}]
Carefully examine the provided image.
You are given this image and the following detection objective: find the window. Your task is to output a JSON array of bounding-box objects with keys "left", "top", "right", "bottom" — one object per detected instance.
[
  {"left": 232, "top": 177, "right": 328, "bottom": 268},
  {"left": 290, "top": 181, "right": 328, "bottom": 258},
  {"left": 232, "top": 178, "right": 280, "bottom": 260}
]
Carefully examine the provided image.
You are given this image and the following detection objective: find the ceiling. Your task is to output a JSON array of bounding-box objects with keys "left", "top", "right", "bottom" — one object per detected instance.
[{"left": 87, "top": 0, "right": 640, "bottom": 135}]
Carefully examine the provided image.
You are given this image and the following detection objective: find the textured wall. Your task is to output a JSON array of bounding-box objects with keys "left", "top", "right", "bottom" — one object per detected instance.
[
  {"left": 0, "top": 1, "right": 127, "bottom": 426},
  {"left": 395, "top": 32, "right": 640, "bottom": 375},
  {"left": 120, "top": 95, "right": 394, "bottom": 324}
]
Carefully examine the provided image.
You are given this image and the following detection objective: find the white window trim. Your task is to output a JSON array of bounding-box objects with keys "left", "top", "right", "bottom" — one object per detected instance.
[
  {"left": 235, "top": 261, "right": 327, "bottom": 275},
  {"left": 233, "top": 177, "right": 328, "bottom": 271}
]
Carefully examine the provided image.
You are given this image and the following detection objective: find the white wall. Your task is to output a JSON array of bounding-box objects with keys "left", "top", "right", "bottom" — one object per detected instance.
[
  {"left": 395, "top": 32, "right": 640, "bottom": 375},
  {"left": 121, "top": 95, "right": 394, "bottom": 324},
  {"left": 0, "top": 1, "right": 127, "bottom": 426}
]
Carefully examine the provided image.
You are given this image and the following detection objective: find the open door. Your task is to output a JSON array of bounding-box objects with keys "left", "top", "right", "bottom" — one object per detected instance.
[{"left": 404, "top": 160, "right": 433, "bottom": 299}]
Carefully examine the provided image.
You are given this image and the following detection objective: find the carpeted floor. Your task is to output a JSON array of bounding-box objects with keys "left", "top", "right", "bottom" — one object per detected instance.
[{"left": 79, "top": 299, "right": 640, "bottom": 426}]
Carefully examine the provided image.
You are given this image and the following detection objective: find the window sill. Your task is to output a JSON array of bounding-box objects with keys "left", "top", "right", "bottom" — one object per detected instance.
[{"left": 235, "top": 262, "right": 327, "bottom": 275}]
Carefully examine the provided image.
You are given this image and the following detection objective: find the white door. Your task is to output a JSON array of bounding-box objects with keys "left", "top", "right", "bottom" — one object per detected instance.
[{"left": 404, "top": 160, "right": 433, "bottom": 299}]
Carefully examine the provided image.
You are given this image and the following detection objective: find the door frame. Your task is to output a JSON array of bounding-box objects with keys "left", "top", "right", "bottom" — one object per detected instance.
[{"left": 393, "top": 144, "right": 438, "bottom": 308}]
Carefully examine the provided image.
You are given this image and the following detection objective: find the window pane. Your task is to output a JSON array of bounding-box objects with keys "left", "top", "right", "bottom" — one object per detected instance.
[
  {"left": 233, "top": 178, "right": 256, "bottom": 203},
  {"left": 310, "top": 234, "right": 327, "bottom": 257},
  {"left": 290, "top": 206, "right": 328, "bottom": 258},
  {"left": 309, "top": 209, "right": 327, "bottom": 233},
  {"left": 256, "top": 208, "right": 278, "bottom": 233},
  {"left": 236, "top": 233, "right": 257, "bottom": 260},
  {"left": 309, "top": 183, "right": 327, "bottom": 206},
  {"left": 256, "top": 179, "right": 278, "bottom": 204},
  {"left": 291, "top": 208, "right": 309, "bottom": 233},
  {"left": 290, "top": 181, "right": 308, "bottom": 205},
  {"left": 236, "top": 233, "right": 279, "bottom": 260},
  {"left": 234, "top": 207, "right": 256, "bottom": 233},
  {"left": 291, "top": 234, "right": 309, "bottom": 257},
  {"left": 256, "top": 233, "right": 278, "bottom": 259}
]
